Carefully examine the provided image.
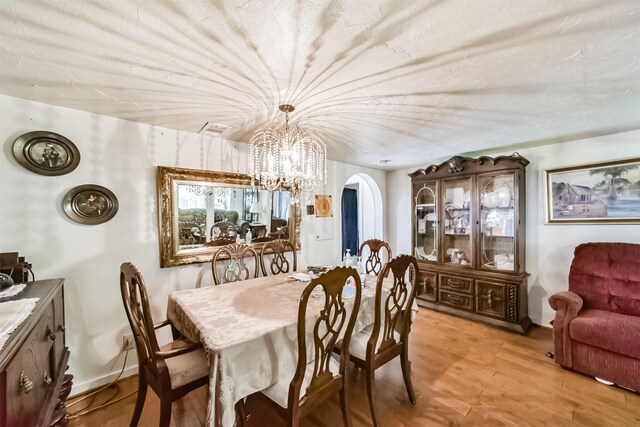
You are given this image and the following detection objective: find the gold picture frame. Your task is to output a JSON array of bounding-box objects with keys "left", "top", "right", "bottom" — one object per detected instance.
[
  {"left": 157, "top": 166, "right": 301, "bottom": 267},
  {"left": 544, "top": 157, "right": 640, "bottom": 224}
]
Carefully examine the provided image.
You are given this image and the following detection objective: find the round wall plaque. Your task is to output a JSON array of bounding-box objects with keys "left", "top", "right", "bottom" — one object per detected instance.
[
  {"left": 12, "top": 131, "right": 80, "bottom": 176},
  {"left": 63, "top": 185, "right": 119, "bottom": 225}
]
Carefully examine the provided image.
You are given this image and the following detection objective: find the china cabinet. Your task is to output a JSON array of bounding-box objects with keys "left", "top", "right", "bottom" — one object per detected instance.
[{"left": 410, "top": 154, "right": 531, "bottom": 333}]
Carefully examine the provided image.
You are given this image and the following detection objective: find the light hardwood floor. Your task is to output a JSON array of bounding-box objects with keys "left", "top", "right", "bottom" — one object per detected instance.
[{"left": 67, "top": 309, "right": 640, "bottom": 426}]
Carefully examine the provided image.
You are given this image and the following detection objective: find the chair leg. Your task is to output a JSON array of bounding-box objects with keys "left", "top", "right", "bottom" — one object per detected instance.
[
  {"left": 159, "top": 398, "right": 172, "bottom": 427},
  {"left": 401, "top": 344, "right": 416, "bottom": 404},
  {"left": 130, "top": 375, "right": 147, "bottom": 427},
  {"left": 365, "top": 367, "right": 378, "bottom": 427},
  {"left": 235, "top": 400, "right": 247, "bottom": 427},
  {"left": 340, "top": 382, "right": 351, "bottom": 427},
  {"left": 288, "top": 414, "right": 300, "bottom": 427}
]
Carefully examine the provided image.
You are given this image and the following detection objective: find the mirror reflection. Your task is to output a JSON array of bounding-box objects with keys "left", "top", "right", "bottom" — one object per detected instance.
[
  {"left": 177, "top": 184, "right": 291, "bottom": 248},
  {"left": 158, "top": 166, "right": 300, "bottom": 268}
]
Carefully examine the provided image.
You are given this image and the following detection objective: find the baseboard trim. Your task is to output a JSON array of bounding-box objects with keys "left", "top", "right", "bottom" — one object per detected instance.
[{"left": 70, "top": 365, "right": 138, "bottom": 397}]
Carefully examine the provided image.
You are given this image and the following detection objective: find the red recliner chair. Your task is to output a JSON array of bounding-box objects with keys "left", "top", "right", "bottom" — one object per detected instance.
[{"left": 549, "top": 242, "right": 640, "bottom": 392}]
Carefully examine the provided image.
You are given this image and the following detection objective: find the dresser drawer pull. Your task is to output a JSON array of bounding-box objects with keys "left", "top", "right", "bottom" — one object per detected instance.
[
  {"left": 47, "top": 326, "right": 56, "bottom": 341},
  {"left": 19, "top": 371, "right": 33, "bottom": 393},
  {"left": 43, "top": 371, "right": 53, "bottom": 385},
  {"left": 58, "top": 323, "right": 66, "bottom": 332},
  {"left": 447, "top": 295, "right": 465, "bottom": 305},
  {"left": 446, "top": 279, "right": 465, "bottom": 289}
]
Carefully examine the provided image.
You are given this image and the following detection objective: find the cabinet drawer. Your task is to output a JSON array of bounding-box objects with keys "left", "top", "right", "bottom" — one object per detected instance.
[
  {"left": 35, "top": 302, "right": 57, "bottom": 374},
  {"left": 416, "top": 270, "right": 437, "bottom": 301},
  {"left": 475, "top": 281, "right": 506, "bottom": 318},
  {"left": 439, "top": 274, "right": 473, "bottom": 294},
  {"left": 5, "top": 323, "right": 55, "bottom": 426},
  {"left": 439, "top": 290, "right": 473, "bottom": 311}
]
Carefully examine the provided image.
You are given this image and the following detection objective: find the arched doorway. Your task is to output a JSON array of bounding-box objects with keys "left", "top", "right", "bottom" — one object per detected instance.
[{"left": 341, "top": 173, "right": 383, "bottom": 260}]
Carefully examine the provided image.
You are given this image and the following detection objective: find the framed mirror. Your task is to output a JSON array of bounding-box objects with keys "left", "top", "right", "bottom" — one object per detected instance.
[{"left": 157, "top": 166, "right": 300, "bottom": 267}]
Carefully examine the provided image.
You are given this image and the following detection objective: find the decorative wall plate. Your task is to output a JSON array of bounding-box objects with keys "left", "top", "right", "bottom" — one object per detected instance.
[
  {"left": 12, "top": 131, "right": 80, "bottom": 176},
  {"left": 63, "top": 185, "right": 118, "bottom": 225}
]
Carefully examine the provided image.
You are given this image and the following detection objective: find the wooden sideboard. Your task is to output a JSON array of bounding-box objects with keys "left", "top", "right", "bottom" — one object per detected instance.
[{"left": 0, "top": 279, "right": 72, "bottom": 427}]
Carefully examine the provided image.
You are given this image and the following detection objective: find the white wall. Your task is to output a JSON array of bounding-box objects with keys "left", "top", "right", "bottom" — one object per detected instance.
[
  {"left": 345, "top": 174, "right": 377, "bottom": 245},
  {"left": 387, "top": 131, "right": 640, "bottom": 326},
  {"left": 0, "top": 94, "right": 385, "bottom": 393},
  {"left": 298, "top": 161, "right": 386, "bottom": 269}
]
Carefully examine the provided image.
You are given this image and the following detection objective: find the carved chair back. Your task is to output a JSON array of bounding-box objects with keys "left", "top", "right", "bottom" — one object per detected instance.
[
  {"left": 212, "top": 243, "right": 259, "bottom": 285},
  {"left": 358, "top": 239, "right": 392, "bottom": 275},
  {"left": 368, "top": 255, "right": 418, "bottom": 359},
  {"left": 267, "top": 225, "right": 290, "bottom": 240},
  {"left": 210, "top": 221, "right": 238, "bottom": 239},
  {"left": 260, "top": 239, "right": 297, "bottom": 276},
  {"left": 120, "top": 263, "right": 209, "bottom": 427},
  {"left": 275, "top": 225, "right": 290, "bottom": 239},
  {"left": 120, "top": 262, "right": 161, "bottom": 373},
  {"left": 290, "top": 267, "right": 362, "bottom": 415},
  {"left": 178, "top": 222, "right": 191, "bottom": 245}
]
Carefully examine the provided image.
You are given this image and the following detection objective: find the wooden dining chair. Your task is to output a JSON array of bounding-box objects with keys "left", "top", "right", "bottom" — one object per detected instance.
[
  {"left": 254, "top": 267, "right": 362, "bottom": 426},
  {"left": 335, "top": 255, "right": 418, "bottom": 427},
  {"left": 119, "top": 262, "right": 209, "bottom": 427},
  {"left": 268, "top": 225, "right": 290, "bottom": 240},
  {"left": 358, "top": 239, "right": 392, "bottom": 275},
  {"left": 211, "top": 242, "right": 259, "bottom": 285},
  {"left": 259, "top": 239, "right": 297, "bottom": 276},
  {"left": 210, "top": 221, "right": 238, "bottom": 239}
]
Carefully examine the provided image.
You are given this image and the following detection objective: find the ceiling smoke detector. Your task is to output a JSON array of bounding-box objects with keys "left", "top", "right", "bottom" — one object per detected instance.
[{"left": 198, "top": 122, "right": 230, "bottom": 136}]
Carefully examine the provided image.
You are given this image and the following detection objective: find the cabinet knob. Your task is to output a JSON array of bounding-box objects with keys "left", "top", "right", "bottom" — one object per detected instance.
[
  {"left": 43, "top": 371, "right": 53, "bottom": 385},
  {"left": 487, "top": 290, "right": 494, "bottom": 308},
  {"left": 46, "top": 326, "right": 56, "bottom": 341},
  {"left": 422, "top": 278, "right": 430, "bottom": 292},
  {"left": 19, "top": 371, "right": 33, "bottom": 393}
]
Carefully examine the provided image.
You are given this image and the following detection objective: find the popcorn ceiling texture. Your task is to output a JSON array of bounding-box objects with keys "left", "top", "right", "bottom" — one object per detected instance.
[{"left": 0, "top": 0, "right": 639, "bottom": 168}]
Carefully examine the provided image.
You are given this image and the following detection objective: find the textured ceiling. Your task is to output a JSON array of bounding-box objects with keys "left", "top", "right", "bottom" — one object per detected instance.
[{"left": 1, "top": 0, "right": 639, "bottom": 169}]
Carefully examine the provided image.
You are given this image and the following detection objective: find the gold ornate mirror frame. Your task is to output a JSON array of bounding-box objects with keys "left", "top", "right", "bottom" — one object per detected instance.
[{"left": 157, "top": 166, "right": 301, "bottom": 267}]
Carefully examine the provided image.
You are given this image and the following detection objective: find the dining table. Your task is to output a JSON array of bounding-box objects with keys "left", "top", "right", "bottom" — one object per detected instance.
[{"left": 166, "top": 271, "right": 417, "bottom": 427}]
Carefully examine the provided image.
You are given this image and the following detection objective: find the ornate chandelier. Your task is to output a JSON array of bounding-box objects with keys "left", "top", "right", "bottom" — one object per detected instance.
[{"left": 248, "top": 104, "right": 326, "bottom": 202}]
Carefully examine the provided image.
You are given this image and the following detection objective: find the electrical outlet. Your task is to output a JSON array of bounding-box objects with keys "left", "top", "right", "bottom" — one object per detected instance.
[{"left": 122, "top": 334, "right": 135, "bottom": 351}]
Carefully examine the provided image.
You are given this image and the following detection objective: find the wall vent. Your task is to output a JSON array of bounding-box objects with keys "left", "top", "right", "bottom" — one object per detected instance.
[{"left": 198, "top": 122, "right": 230, "bottom": 136}]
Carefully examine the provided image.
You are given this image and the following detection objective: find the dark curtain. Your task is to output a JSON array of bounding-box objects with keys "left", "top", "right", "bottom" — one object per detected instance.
[{"left": 341, "top": 187, "right": 359, "bottom": 259}]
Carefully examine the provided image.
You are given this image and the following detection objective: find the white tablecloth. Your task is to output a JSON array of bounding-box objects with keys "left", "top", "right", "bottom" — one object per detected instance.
[{"left": 167, "top": 273, "right": 414, "bottom": 427}]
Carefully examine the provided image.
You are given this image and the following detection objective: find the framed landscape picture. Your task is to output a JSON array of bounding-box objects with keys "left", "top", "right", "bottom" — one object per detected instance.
[{"left": 544, "top": 157, "right": 640, "bottom": 224}]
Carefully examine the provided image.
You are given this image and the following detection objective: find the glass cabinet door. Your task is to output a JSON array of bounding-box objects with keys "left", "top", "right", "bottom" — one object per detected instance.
[
  {"left": 414, "top": 182, "right": 438, "bottom": 262},
  {"left": 479, "top": 173, "right": 515, "bottom": 272},
  {"left": 443, "top": 177, "right": 473, "bottom": 267}
]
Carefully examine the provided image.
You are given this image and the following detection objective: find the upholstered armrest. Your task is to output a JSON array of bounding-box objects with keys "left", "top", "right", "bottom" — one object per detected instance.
[
  {"left": 549, "top": 291, "right": 583, "bottom": 316},
  {"left": 548, "top": 291, "right": 584, "bottom": 367}
]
